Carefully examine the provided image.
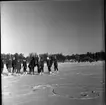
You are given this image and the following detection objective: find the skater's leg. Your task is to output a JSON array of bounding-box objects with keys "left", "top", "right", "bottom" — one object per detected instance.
[
  {"left": 23, "top": 67, "right": 25, "bottom": 74},
  {"left": 29, "top": 67, "right": 31, "bottom": 74},
  {"left": 57, "top": 67, "right": 58, "bottom": 71},
  {"left": 48, "top": 66, "right": 49, "bottom": 73},
  {"left": 48, "top": 66, "right": 51, "bottom": 73},
  {"left": 24, "top": 67, "right": 27, "bottom": 74},
  {"left": 10, "top": 68, "right": 12, "bottom": 73},
  {"left": 12, "top": 67, "right": 14, "bottom": 73},
  {"left": 42, "top": 66, "right": 44, "bottom": 73},
  {"left": 56, "top": 66, "right": 58, "bottom": 71},
  {"left": 40, "top": 66, "right": 44, "bottom": 74},
  {"left": 19, "top": 69, "right": 21, "bottom": 74},
  {"left": 37, "top": 65, "right": 40, "bottom": 74},
  {"left": 38, "top": 67, "right": 41, "bottom": 74},
  {"left": 32, "top": 67, "right": 34, "bottom": 75},
  {"left": 54, "top": 66, "right": 56, "bottom": 71},
  {"left": 16, "top": 69, "right": 19, "bottom": 74}
]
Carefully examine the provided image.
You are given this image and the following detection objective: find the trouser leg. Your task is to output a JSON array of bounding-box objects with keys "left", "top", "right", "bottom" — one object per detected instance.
[
  {"left": 29, "top": 68, "right": 31, "bottom": 74},
  {"left": 23, "top": 67, "right": 26, "bottom": 72},
  {"left": 40, "top": 66, "right": 42, "bottom": 72},
  {"left": 16, "top": 68, "right": 18, "bottom": 73},
  {"left": 18, "top": 69, "right": 21, "bottom": 73},
  {"left": 32, "top": 67, "right": 34, "bottom": 74},
  {"left": 10, "top": 68, "right": 12, "bottom": 73},
  {"left": 12, "top": 67, "right": 14, "bottom": 73},
  {"left": 56, "top": 67, "right": 58, "bottom": 71},
  {"left": 54, "top": 66, "right": 56, "bottom": 71},
  {"left": 37, "top": 65, "right": 40, "bottom": 73},
  {"left": 42, "top": 66, "right": 44, "bottom": 72},
  {"left": 38, "top": 67, "right": 41, "bottom": 73},
  {"left": 48, "top": 66, "right": 51, "bottom": 72},
  {"left": 54, "top": 65, "right": 58, "bottom": 71},
  {"left": 18, "top": 69, "right": 20, "bottom": 74},
  {"left": 56, "top": 66, "right": 58, "bottom": 71}
]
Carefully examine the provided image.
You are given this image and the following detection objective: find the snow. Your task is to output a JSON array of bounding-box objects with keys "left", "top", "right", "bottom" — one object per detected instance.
[{"left": 2, "top": 62, "right": 104, "bottom": 105}]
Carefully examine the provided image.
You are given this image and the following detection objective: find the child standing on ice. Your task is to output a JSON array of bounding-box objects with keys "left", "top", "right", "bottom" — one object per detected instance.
[
  {"left": 46, "top": 56, "right": 53, "bottom": 74},
  {"left": 12, "top": 57, "right": 17, "bottom": 74},
  {"left": 16, "top": 59, "right": 21, "bottom": 74},
  {"left": 39, "top": 56, "right": 44, "bottom": 75},
  {"left": 23, "top": 59, "right": 27, "bottom": 74},
  {"left": 29, "top": 57, "right": 35, "bottom": 75},
  {"left": 6, "top": 58, "right": 12, "bottom": 73},
  {"left": 53, "top": 56, "right": 58, "bottom": 72}
]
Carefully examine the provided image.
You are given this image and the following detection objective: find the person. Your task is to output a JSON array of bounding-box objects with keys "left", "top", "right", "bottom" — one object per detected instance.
[
  {"left": 6, "top": 60, "right": 8, "bottom": 70},
  {"left": 6, "top": 58, "right": 12, "bottom": 73},
  {"left": 16, "top": 59, "right": 21, "bottom": 74},
  {"left": 46, "top": 57, "right": 52, "bottom": 74},
  {"left": 53, "top": 56, "right": 58, "bottom": 72},
  {"left": 23, "top": 59, "right": 27, "bottom": 74},
  {"left": 39, "top": 56, "right": 44, "bottom": 74},
  {"left": 29, "top": 57, "right": 35, "bottom": 75},
  {"left": 35, "top": 55, "right": 40, "bottom": 74},
  {"left": 1, "top": 58, "right": 4, "bottom": 74},
  {"left": 12, "top": 57, "right": 17, "bottom": 74},
  {"left": 28, "top": 62, "right": 31, "bottom": 74}
]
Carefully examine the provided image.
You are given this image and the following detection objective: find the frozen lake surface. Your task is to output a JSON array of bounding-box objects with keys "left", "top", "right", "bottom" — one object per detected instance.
[{"left": 2, "top": 61, "right": 104, "bottom": 105}]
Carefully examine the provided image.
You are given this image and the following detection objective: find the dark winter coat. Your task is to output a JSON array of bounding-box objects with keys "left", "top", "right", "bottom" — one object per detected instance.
[
  {"left": 12, "top": 60, "right": 17, "bottom": 68},
  {"left": 39, "top": 59, "right": 44, "bottom": 67},
  {"left": 54, "top": 59, "right": 58, "bottom": 66},
  {"left": 6, "top": 60, "right": 12, "bottom": 68},
  {"left": 23, "top": 61, "right": 27, "bottom": 68},
  {"left": 35, "top": 57, "right": 39, "bottom": 65},
  {"left": 16, "top": 60, "right": 21, "bottom": 70},
  {"left": 29, "top": 58, "right": 35, "bottom": 68},
  {"left": 46, "top": 59, "right": 52, "bottom": 67}
]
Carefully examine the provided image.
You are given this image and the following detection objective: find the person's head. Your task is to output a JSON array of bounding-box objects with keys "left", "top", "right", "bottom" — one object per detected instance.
[
  {"left": 23, "top": 59, "right": 26, "bottom": 61},
  {"left": 47, "top": 57, "right": 49, "bottom": 60}
]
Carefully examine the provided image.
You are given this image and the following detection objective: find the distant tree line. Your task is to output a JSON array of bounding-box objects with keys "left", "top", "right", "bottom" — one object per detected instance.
[{"left": 1, "top": 51, "right": 105, "bottom": 64}]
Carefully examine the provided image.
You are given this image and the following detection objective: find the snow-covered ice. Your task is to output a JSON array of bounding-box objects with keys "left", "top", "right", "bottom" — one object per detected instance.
[{"left": 2, "top": 61, "right": 104, "bottom": 105}]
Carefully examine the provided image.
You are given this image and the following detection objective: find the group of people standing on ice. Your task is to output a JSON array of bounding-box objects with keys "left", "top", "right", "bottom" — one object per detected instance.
[{"left": 1, "top": 55, "right": 58, "bottom": 75}]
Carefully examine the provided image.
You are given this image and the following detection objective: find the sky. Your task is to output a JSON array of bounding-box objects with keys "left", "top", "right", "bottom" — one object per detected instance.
[{"left": 1, "top": 0, "right": 103, "bottom": 57}]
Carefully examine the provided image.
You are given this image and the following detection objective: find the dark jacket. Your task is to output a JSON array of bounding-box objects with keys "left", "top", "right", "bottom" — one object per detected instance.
[
  {"left": 47, "top": 59, "right": 52, "bottom": 67},
  {"left": 29, "top": 57, "right": 35, "bottom": 68},
  {"left": 39, "top": 58, "right": 44, "bottom": 67},
  {"left": 23, "top": 61, "right": 27, "bottom": 68},
  {"left": 16, "top": 60, "right": 21, "bottom": 70},
  {"left": 35, "top": 57, "right": 39, "bottom": 65},
  {"left": 7, "top": 59, "right": 12, "bottom": 68},
  {"left": 54, "top": 59, "right": 58, "bottom": 66},
  {"left": 12, "top": 59, "right": 17, "bottom": 68}
]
